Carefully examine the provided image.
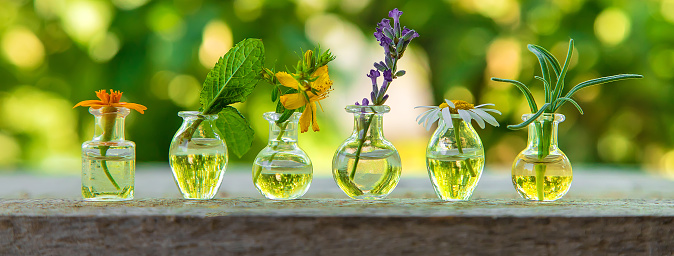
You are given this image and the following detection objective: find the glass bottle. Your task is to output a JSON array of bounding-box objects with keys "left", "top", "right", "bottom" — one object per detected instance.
[
  {"left": 332, "top": 105, "right": 402, "bottom": 200},
  {"left": 426, "top": 115, "right": 484, "bottom": 201},
  {"left": 512, "top": 113, "right": 572, "bottom": 201},
  {"left": 169, "top": 111, "right": 228, "bottom": 200},
  {"left": 82, "top": 107, "right": 135, "bottom": 201},
  {"left": 252, "top": 112, "right": 312, "bottom": 200}
]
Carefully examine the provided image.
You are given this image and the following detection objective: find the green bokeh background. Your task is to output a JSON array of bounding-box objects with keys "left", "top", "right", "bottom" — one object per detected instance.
[{"left": 0, "top": 0, "right": 672, "bottom": 176}]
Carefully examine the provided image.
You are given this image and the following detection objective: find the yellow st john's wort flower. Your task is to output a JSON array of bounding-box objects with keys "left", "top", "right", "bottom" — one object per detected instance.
[
  {"left": 276, "top": 65, "right": 333, "bottom": 133},
  {"left": 73, "top": 89, "right": 147, "bottom": 114}
]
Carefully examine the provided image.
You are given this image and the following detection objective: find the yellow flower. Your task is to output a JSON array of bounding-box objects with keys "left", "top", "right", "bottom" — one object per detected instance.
[{"left": 276, "top": 65, "right": 333, "bottom": 133}]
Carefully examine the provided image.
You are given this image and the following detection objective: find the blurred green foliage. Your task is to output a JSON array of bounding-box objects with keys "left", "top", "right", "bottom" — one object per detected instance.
[{"left": 0, "top": 0, "right": 673, "bottom": 175}]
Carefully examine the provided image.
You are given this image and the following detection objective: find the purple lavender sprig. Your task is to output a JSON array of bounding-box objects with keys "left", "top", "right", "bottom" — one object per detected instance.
[{"left": 357, "top": 8, "right": 419, "bottom": 107}]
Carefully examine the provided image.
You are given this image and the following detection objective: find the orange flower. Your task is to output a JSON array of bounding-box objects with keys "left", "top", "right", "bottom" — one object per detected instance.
[{"left": 74, "top": 89, "right": 147, "bottom": 114}]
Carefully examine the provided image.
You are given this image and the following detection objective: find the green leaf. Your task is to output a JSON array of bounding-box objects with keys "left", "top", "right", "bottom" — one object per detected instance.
[
  {"left": 200, "top": 38, "right": 265, "bottom": 114},
  {"left": 553, "top": 97, "right": 584, "bottom": 114},
  {"left": 275, "top": 100, "right": 285, "bottom": 113},
  {"left": 534, "top": 76, "right": 551, "bottom": 102},
  {"left": 565, "top": 74, "right": 644, "bottom": 99},
  {"left": 528, "top": 44, "right": 562, "bottom": 78},
  {"left": 550, "top": 39, "right": 574, "bottom": 103},
  {"left": 216, "top": 106, "right": 255, "bottom": 158},
  {"left": 507, "top": 103, "right": 551, "bottom": 130},
  {"left": 276, "top": 108, "right": 295, "bottom": 124},
  {"left": 491, "top": 77, "right": 538, "bottom": 113},
  {"left": 528, "top": 45, "right": 553, "bottom": 101},
  {"left": 271, "top": 85, "right": 279, "bottom": 102}
]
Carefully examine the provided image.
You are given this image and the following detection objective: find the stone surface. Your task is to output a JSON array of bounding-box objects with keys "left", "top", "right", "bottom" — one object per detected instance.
[{"left": 0, "top": 166, "right": 673, "bottom": 255}]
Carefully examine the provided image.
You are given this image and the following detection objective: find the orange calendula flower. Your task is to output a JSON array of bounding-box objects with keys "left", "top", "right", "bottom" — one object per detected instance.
[
  {"left": 277, "top": 65, "right": 332, "bottom": 133},
  {"left": 74, "top": 89, "right": 147, "bottom": 114}
]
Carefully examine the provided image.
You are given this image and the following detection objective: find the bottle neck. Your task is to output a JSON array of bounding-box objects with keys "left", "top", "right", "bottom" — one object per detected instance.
[
  {"left": 93, "top": 113, "right": 126, "bottom": 141},
  {"left": 527, "top": 119, "right": 560, "bottom": 152},
  {"left": 352, "top": 112, "right": 385, "bottom": 139},
  {"left": 268, "top": 119, "right": 299, "bottom": 145}
]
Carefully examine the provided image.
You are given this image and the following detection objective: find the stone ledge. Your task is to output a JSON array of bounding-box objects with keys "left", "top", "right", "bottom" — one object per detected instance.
[{"left": 1, "top": 199, "right": 673, "bottom": 255}]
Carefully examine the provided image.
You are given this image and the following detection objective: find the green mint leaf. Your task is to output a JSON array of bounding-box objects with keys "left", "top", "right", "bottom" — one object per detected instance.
[
  {"left": 216, "top": 106, "right": 255, "bottom": 158},
  {"left": 201, "top": 38, "right": 265, "bottom": 114}
]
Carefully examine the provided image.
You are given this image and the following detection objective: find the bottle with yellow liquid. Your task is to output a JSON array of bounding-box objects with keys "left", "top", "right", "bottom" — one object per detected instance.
[
  {"left": 82, "top": 107, "right": 135, "bottom": 201},
  {"left": 252, "top": 112, "right": 312, "bottom": 200},
  {"left": 332, "top": 105, "right": 402, "bottom": 200},
  {"left": 426, "top": 116, "right": 485, "bottom": 201},
  {"left": 169, "top": 111, "right": 228, "bottom": 200},
  {"left": 512, "top": 113, "right": 572, "bottom": 201}
]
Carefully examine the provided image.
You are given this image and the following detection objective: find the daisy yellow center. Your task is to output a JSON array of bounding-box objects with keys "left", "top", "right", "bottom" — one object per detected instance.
[{"left": 439, "top": 100, "right": 474, "bottom": 114}]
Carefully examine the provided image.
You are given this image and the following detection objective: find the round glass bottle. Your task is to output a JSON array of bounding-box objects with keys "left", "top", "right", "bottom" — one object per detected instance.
[
  {"left": 512, "top": 113, "right": 572, "bottom": 201},
  {"left": 252, "top": 112, "right": 312, "bottom": 200},
  {"left": 426, "top": 115, "right": 484, "bottom": 201},
  {"left": 81, "top": 107, "right": 135, "bottom": 201},
  {"left": 169, "top": 111, "right": 228, "bottom": 200},
  {"left": 332, "top": 105, "right": 402, "bottom": 200}
]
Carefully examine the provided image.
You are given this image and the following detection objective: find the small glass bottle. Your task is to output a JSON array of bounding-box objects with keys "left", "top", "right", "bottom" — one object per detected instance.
[
  {"left": 426, "top": 115, "right": 484, "bottom": 201},
  {"left": 169, "top": 111, "right": 228, "bottom": 200},
  {"left": 512, "top": 113, "right": 572, "bottom": 201},
  {"left": 82, "top": 107, "right": 135, "bottom": 201},
  {"left": 332, "top": 105, "right": 402, "bottom": 200},
  {"left": 252, "top": 112, "right": 312, "bottom": 200}
]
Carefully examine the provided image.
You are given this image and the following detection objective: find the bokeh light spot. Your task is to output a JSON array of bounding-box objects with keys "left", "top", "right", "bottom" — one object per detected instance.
[
  {"left": 486, "top": 38, "right": 521, "bottom": 80},
  {"left": 1, "top": 26, "right": 45, "bottom": 70},
  {"left": 60, "top": 0, "right": 112, "bottom": 44},
  {"left": 147, "top": 4, "right": 186, "bottom": 41},
  {"left": 0, "top": 133, "right": 20, "bottom": 168},
  {"left": 527, "top": 5, "right": 561, "bottom": 35},
  {"left": 594, "top": 8, "right": 631, "bottom": 46},
  {"left": 661, "top": 0, "right": 674, "bottom": 24},
  {"left": 597, "top": 132, "right": 633, "bottom": 162},
  {"left": 660, "top": 150, "right": 674, "bottom": 179},
  {"left": 199, "top": 20, "right": 233, "bottom": 69},
  {"left": 234, "top": 0, "right": 263, "bottom": 21},
  {"left": 88, "top": 32, "right": 120, "bottom": 62},
  {"left": 444, "top": 86, "right": 474, "bottom": 103},
  {"left": 112, "top": 0, "right": 149, "bottom": 10},
  {"left": 168, "top": 75, "right": 201, "bottom": 108}
]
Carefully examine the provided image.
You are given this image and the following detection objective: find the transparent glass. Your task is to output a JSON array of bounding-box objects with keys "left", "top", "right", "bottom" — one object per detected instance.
[
  {"left": 82, "top": 107, "right": 135, "bottom": 201},
  {"left": 426, "top": 116, "right": 484, "bottom": 201},
  {"left": 252, "top": 112, "right": 312, "bottom": 200},
  {"left": 332, "top": 105, "right": 402, "bottom": 200},
  {"left": 169, "top": 111, "right": 228, "bottom": 200},
  {"left": 512, "top": 113, "right": 572, "bottom": 201}
]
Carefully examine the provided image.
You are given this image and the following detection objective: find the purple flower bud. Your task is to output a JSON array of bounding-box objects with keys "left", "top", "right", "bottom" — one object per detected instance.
[
  {"left": 383, "top": 70, "right": 393, "bottom": 83},
  {"left": 367, "top": 69, "right": 380, "bottom": 85},
  {"left": 362, "top": 98, "right": 369, "bottom": 106},
  {"left": 389, "top": 8, "right": 403, "bottom": 37},
  {"left": 389, "top": 8, "right": 403, "bottom": 23},
  {"left": 402, "top": 28, "right": 419, "bottom": 41},
  {"left": 355, "top": 101, "right": 360, "bottom": 106}
]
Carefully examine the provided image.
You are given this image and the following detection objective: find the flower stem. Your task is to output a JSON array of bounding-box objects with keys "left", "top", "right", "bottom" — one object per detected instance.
[
  {"left": 253, "top": 122, "right": 288, "bottom": 184},
  {"left": 100, "top": 107, "right": 120, "bottom": 190},
  {"left": 349, "top": 112, "right": 375, "bottom": 181},
  {"left": 452, "top": 119, "right": 476, "bottom": 177},
  {"left": 534, "top": 120, "right": 553, "bottom": 200}
]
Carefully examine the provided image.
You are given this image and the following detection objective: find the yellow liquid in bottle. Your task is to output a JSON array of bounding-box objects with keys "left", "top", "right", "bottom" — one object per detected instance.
[
  {"left": 82, "top": 145, "right": 135, "bottom": 201},
  {"left": 253, "top": 159, "right": 312, "bottom": 200},
  {"left": 170, "top": 153, "right": 227, "bottom": 199},
  {"left": 512, "top": 154, "right": 572, "bottom": 201},
  {"left": 333, "top": 149, "right": 402, "bottom": 200},
  {"left": 427, "top": 150, "right": 484, "bottom": 201}
]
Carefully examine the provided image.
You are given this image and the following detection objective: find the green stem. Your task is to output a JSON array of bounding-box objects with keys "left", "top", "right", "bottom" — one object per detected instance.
[
  {"left": 100, "top": 108, "right": 120, "bottom": 190},
  {"left": 452, "top": 119, "right": 476, "bottom": 177},
  {"left": 534, "top": 120, "right": 553, "bottom": 200},
  {"left": 349, "top": 113, "right": 375, "bottom": 181},
  {"left": 253, "top": 122, "right": 288, "bottom": 184}
]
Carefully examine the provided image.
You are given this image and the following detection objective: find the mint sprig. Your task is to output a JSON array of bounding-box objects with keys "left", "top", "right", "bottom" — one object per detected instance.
[{"left": 177, "top": 38, "right": 264, "bottom": 158}]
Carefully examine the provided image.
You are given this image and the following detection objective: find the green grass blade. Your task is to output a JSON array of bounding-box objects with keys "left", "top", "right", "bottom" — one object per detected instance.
[
  {"left": 551, "top": 39, "right": 574, "bottom": 103},
  {"left": 553, "top": 97, "right": 584, "bottom": 114},
  {"left": 564, "top": 74, "right": 644, "bottom": 99},
  {"left": 491, "top": 78, "right": 538, "bottom": 113},
  {"left": 506, "top": 103, "right": 551, "bottom": 130},
  {"left": 534, "top": 76, "right": 551, "bottom": 102},
  {"left": 528, "top": 44, "right": 561, "bottom": 78}
]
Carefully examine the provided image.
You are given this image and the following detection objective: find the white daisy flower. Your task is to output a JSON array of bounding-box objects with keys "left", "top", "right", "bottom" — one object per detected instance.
[{"left": 415, "top": 99, "right": 501, "bottom": 131}]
